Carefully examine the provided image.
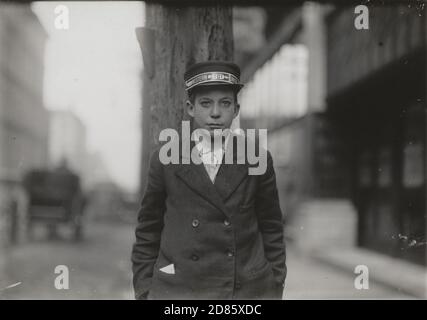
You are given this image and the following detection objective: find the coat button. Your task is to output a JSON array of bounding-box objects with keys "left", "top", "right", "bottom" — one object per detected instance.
[
  {"left": 191, "top": 254, "right": 199, "bottom": 261},
  {"left": 223, "top": 219, "right": 230, "bottom": 226},
  {"left": 227, "top": 250, "right": 234, "bottom": 257},
  {"left": 235, "top": 282, "right": 241, "bottom": 289},
  {"left": 192, "top": 219, "right": 199, "bottom": 227}
]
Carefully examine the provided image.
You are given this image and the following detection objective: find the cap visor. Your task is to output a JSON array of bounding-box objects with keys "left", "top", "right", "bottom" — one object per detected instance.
[{"left": 187, "top": 82, "right": 244, "bottom": 92}]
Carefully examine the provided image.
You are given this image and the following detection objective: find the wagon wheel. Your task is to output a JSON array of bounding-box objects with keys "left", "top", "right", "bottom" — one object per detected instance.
[
  {"left": 27, "top": 218, "right": 34, "bottom": 241},
  {"left": 71, "top": 198, "right": 84, "bottom": 241},
  {"left": 47, "top": 223, "right": 58, "bottom": 240},
  {"left": 73, "top": 215, "right": 83, "bottom": 241}
]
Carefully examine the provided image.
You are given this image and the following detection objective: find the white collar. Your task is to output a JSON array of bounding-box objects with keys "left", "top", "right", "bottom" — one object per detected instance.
[{"left": 194, "top": 129, "right": 231, "bottom": 155}]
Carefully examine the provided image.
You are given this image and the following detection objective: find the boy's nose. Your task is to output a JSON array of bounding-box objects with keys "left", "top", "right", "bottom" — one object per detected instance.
[{"left": 210, "top": 104, "right": 220, "bottom": 118}]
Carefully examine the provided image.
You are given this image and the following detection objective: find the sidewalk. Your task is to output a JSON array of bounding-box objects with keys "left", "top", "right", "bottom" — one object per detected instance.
[
  {"left": 284, "top": 245, "right": 416, "bottom": 299},
  {"left": 284, "top": 199, "right": 426, "bottom": 299},
  {"left": 310, "top": 246, "right": 427, "bottom": 299}
]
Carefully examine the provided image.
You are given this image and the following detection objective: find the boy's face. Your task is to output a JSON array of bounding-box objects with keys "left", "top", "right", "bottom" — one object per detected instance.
[{"left": 186, "top": 86, "right": 240, "bottom": 135}]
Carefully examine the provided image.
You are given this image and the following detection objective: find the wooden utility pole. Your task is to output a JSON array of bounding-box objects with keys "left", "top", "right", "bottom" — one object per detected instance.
[{"left": 136, "top": 3, "right": 234, "bottom": 194}]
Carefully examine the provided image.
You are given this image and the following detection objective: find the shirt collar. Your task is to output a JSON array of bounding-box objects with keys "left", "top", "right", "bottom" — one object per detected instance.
[{"left": 194, "top": 129, "right": 231, "bottom": 154}]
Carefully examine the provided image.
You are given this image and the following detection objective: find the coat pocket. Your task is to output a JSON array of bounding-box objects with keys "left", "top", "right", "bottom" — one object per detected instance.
[
  {"left": 150, "top": 266, "right": 184, "bottom": 299},
  {"left": 240, "top": 261, "right": 279, "bottom": 300},
  {"left": 246, "top": 259, "right": 273, "bottom": 281},
  {"left": 152, "top": 251, "right": 179, "bottom": 283},
  {"left": 239, "top": 201, "right": 255, "bottom": 213},
  {"left": 153, "top": 266, "right": 179, "bottom": 283},
  {"left": 149, "top": 252, "right": 183, "bottom": 299}
]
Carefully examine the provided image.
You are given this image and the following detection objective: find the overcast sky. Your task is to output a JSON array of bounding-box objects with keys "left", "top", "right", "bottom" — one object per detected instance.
[{"left": 32, "top": 1, "right": 145, "bottom": 193}]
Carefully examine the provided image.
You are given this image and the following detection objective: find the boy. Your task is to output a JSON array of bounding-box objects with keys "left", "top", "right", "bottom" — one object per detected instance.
[{"left": 131, "top": 61, "right": 286, "bottom": 300}]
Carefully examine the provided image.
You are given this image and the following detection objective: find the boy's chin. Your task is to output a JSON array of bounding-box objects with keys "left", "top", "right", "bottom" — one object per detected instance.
[
  {"left": 192, "top": 123, "right": 231, "bottom": 136},
  {"left": 208, "top": 128, "right": 232, "bottom": 137}
]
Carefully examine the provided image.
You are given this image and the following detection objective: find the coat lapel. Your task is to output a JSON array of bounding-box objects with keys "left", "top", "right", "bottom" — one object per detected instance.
[
  {"left": 213, "top": 162, "right": 248, "bottom": 202},
  {"left": 174, "top": 132, "right": 249, "bottom": 216},
  {"left": 174, "top": 140, "right": 232, "bottom": 217},
  {"left": 213, "top": 133, "right": 249, "bottom": 201}
]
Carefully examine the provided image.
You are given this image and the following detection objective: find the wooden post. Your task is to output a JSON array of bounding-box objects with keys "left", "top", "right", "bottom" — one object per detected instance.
[
  {"left": 136, "top": 3, "right": 234, "bottom": 193},
  {"left": 135, "top": 27, "right": 155, "bottom": 196},
  {"left": 425, "top": 9, "right": 427, "bottom": 262}
]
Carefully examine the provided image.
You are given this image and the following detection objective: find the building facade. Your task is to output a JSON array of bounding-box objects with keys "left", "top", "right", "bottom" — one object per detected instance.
[
  {"left": 0, "top": 3, "right": 48, "bottom": 253},
  {"left": 239, "top": 3, "right": 426, "bottom": 265},
  {"left": 326, "top": 5, "right": 426, "bottom": 265},
  {"left": 49, "top": 110, "right": 87, "bottom": 177},
  {"left": 0, "top": 4, "right": 49, "bottom": 176}
]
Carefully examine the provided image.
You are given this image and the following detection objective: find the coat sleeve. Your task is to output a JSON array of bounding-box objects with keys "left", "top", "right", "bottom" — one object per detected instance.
[
  {"left": 255, "top": 150, "right": 287, "bottom": 293},
  {"left": 131, "top": 148, "right": 166, "bottom": 300}
]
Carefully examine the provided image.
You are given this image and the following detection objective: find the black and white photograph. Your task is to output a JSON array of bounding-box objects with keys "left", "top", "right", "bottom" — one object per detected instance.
[{"left": 0, "top": 0, "right": 426, "bottom": 304}]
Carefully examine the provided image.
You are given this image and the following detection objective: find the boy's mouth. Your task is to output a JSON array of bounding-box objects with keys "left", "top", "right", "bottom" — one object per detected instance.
[{"left": 207, "top": 123, "right": 223, "bottom": 129}]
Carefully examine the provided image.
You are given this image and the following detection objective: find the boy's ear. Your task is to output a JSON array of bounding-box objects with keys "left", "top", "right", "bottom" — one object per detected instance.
[
  {"left": 186, "top": 100, "right": 195, "bottom": 118},
  {"left": 233, "top": 103, "right": 240, "bottom": 118}
]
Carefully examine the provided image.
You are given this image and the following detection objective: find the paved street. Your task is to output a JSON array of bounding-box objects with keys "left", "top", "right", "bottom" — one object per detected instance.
[
  {"left": 0, "top": 222, "right": 415, "bottom": 300},
  {"left": 0, "top": 221, "right": 134, "bottom": 299}
]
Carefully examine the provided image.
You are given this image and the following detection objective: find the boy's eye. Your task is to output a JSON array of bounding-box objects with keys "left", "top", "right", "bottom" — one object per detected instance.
[
  {"left": 200, "top": 101, "right": 211, "bottom": 107},
  {"left": 221, "top": 101, "right": 231, "bottom": 107}
]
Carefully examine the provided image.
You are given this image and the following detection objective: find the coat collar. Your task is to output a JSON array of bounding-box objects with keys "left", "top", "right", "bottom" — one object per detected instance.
[{"left": 174, "top": 132, "right": 248, "bottom": 217}]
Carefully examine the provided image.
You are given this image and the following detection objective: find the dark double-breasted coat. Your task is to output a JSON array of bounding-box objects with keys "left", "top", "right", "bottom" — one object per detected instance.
[{"left": 131, "top": 134, "right": 287, "bottom": 300}]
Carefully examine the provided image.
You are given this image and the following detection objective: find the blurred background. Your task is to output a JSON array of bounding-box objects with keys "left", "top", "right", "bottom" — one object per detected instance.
[{"left": 0, "top": 1, "right": 426, "bottom": 299}]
